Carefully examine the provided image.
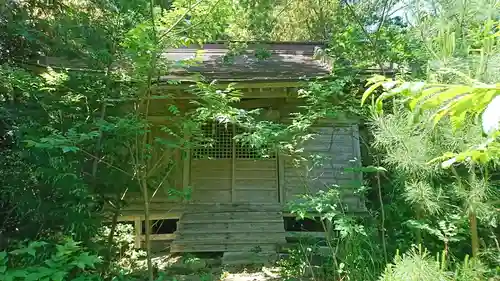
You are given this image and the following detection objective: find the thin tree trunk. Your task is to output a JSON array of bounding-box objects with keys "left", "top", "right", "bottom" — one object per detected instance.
[
  {"left": 103, "top": 209, "right": 119, "bottom": 268},
  {"left": 469, "top": 163, "right": 479, "bottom": 257},
  {"left": 93, "top": 64, "right": 118, "bottom": 274},
  {"left": 469, "top": 211, "right": 479, "bottom": 257},
  {"left": 377, "top": 171, "right": 388, "bottom": 264},
  {"left": 141, "top": 2, "right": 159, "bottom": 279},
  {"left": 137, "top": 2, "right": 210, "bottom": 279},
  {"left": 142, "top": 177, "right": 154, "bottom": 281}
]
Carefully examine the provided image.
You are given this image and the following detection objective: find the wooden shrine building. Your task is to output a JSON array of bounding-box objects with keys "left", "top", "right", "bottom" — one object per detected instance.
[
  {"left": 114, "top": 42, "right": 366, "bottom": 255},
  {"left": 35, "top": 42, "right": 368, "bottom": 255}
]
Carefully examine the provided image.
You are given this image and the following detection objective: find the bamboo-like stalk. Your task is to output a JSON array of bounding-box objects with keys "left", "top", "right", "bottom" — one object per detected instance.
[
  {"left": 469, "top": 163, "right": 479, "bottom": 257},
  {"left": 450, "top": 165, "right": 480, "bottom": 257},
  {"left": 141, "top": 176, "right": 153, "bottom": 281},
  {"left": 376, "top": 169, "right": 388, "bottom": 264},
  {"left": 469, "top": 211, "right": 479, "bottom": 257}
]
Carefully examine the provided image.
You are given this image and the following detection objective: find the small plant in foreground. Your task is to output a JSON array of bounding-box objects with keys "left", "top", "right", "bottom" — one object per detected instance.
[{"left": 0, "top": 238, "right": 102, "bottom": 281}]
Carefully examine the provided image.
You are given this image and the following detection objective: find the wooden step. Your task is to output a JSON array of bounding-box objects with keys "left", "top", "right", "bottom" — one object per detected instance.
[
  {"left": 174, "top": 232, "right": 285, "bottom": 242},
  {"left": 177, "top": 221, "right": 285, "bottom": 232},
  {"left": 172, "top": 204, "right": 286, "bottom": 253},
  {"left": 176, "top": 229, "right": 285, "bottom": 234},
  {"left": 171, "top": 243, "right": 278, "bottom": 253},
  {"left": 183, "top": 203, "right": 282, "bottom": 213},
  {"left": 181, "top": 211, "right": 282, "bottom": 221},
  {"left": 172, "top": 237, "right": 285, "bottom": 245},
  {"left": 179, "top": 219, "right": 283, "bottom": 224}
]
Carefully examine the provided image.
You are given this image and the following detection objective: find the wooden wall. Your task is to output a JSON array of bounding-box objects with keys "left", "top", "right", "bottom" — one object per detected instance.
[
  {"left": 189, "top": 159, "right": 279, "bottom": 204},
  {"left": 281, "top": 124, "right": 364, "bottom": 212},
  {"left": 119, "top": 122, "right": 186, "bottom": 220},
  {"left": 190, "top": 159, "right": 231, "bottom": 203},
  {"left": 233, "top": 159, "right": 278, "bottom": 203},
  {"left": 118, "top": 93, "right": 365, "bottom": 221}
]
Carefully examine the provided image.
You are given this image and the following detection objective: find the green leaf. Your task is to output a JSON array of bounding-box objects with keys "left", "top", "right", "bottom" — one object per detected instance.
[
  {"left": 28, "top": 241, "right": 47, "bottom": 248},
  {"left": 409, "top": 86, "right": 446, "bottom": 110},
  {"left": 423, "top": 87, "right": 476, "bottom": 129},
  {"left": 72, "top": 252, "right": 101, "bottom": 269},
  {"left": 365, "top": 74, "right": 386, "bottom": 85},
  {"left": 449, "top": 111, "right": 467, "bottom": 129},
  {"left": 419, "top": 86, "right": 470, "bottom": 110},
  {"left": 375, "top": 90, "right": 404, "bottom": 112},
  {"left": 168, "top": 105, "right": 180, "bottom": 115},
  {"left": 361, "top": 81, "right": 383, "bottom": 106},
  {"left": 62, "top": 146, "right": 79, "bottom": 153},
  {"left": 51, "top": 271, "right": 67, "bottom": 281},
  {"left": 26, "top": 272, "right": 44, "bottom": 281},
  {"left": 10, "top": 269, "right": 28, "bottom": 278},
  {"left": 10, "top": 247, "right": 30, "bottom": 256},
  {"left": 23, "top": 140, "right": 37, "bottom": 147},
  {"left": 27, "top": 247, "right": 36, "bottom": 257},
  {"left": 390, "top": 82, "right": 411, "bottom": 93},
  {"left": 0, "top": 251, "right": 7, "bottom": 261}
]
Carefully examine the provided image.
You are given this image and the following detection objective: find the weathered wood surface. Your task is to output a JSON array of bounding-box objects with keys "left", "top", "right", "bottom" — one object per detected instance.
[
  {"left": 287, "top": 231, "right": 327, "bottom": 237},
  {"left": 233, "top": 159, "right": 278, "bottom": 203},
  {"left": 282, "top": 124, "right": 365, "bottom": 212},
  {"left": 178, "top": 222, "right": 285, "bottom": 232},
  {"left": 190, "top": 159, "right": 279, "bottom": 204},
  {"left": 181, "top": 211, "right": 282, "bottom": 220},
  {"left": 117, "top": 202, "right": 283, "bottom": 220},
  {"left": 171, "top": 204, "right": 286, "bottom": 253},
  {"left": 190, "top": 159, "right": 231, "bottom": 203},
  {"left": 139, "top": 233, "right": 176, "bottom": 241},
  {"left": 183, "top": 203, "right": 283, "bottom": 212},
  {"left": 170, "top": 243, "right": 278, "bottom": 253}
]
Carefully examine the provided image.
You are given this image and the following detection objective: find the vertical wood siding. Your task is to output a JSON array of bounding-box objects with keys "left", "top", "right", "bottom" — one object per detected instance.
[{"left": 282, "top": 124, "right": 364, "bottom": 212}]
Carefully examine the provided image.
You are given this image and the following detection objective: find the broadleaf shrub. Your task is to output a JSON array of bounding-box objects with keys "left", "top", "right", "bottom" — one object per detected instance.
[{"left": 1, "top": 239, "right": 102, "bottom": 281}]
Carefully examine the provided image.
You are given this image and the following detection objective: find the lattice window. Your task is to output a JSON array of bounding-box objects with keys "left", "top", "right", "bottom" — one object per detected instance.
[
  {"left": 234, "top": 126, "right": 276, "bottom": 159},
  {"left": 193, "top": 122, "right": 276, "bottom": 159},
  {"left": 193, "top": 123, "right": 233, "bottom": 159}
]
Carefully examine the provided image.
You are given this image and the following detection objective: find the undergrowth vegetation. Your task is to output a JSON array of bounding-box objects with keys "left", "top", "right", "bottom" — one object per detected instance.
[{"left": 1, "top": 0, "right": 499, "bottom": 281}]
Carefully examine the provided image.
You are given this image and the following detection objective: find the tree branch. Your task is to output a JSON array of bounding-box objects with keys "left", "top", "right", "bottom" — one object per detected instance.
[{"left": 341, "top": 0, "right": 387, "bottom": 75}]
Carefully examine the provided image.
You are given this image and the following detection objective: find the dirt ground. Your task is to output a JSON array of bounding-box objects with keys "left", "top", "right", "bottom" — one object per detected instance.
[{"left": 150, "top": 253, "right": 283, "bottom": 281}]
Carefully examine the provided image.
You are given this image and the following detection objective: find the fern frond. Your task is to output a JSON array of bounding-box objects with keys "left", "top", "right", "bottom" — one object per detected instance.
[{"left": 379, "top": 246, "right": 450, "bottom": 281}]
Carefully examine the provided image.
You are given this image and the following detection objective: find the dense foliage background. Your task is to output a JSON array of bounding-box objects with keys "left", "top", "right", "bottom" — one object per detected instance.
[{"left": 0, "top": 0, "right": 498, "bottom": 280}]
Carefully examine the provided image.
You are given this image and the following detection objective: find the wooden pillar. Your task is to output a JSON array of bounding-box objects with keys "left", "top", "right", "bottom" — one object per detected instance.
[
  {"left": 275, "top": 109, "right": 284, "bottom": 205},
  {"left": 231, "top": 124, "right": 236, "bottom": 202},
  {"left": 183, "top": 132, "right": 191, "bottom": 202},
  {"left": 352, "top": 124, "right": 363, "bottom": 209},
  {"left": 134, "top": 218, "right": 142, "bottom": 248},
  {"left": 278, "top": 154, "right": 285, "bottom": 204}
]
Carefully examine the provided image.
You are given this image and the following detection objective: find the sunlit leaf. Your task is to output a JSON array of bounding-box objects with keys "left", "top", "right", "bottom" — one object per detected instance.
[
  {"left": 361, "top": 81, "right": 383, "bottom": 106},
  {"left": 409, "top": 86, "right": 446, "bottom": 110},
  {"left": 419, "top": 86, "right": 470, "bottom": 110}
]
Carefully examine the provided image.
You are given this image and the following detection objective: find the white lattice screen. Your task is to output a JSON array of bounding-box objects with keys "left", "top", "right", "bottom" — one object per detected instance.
[{"left": 193, "top": 122, "right": 275, "bottom": 159}]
